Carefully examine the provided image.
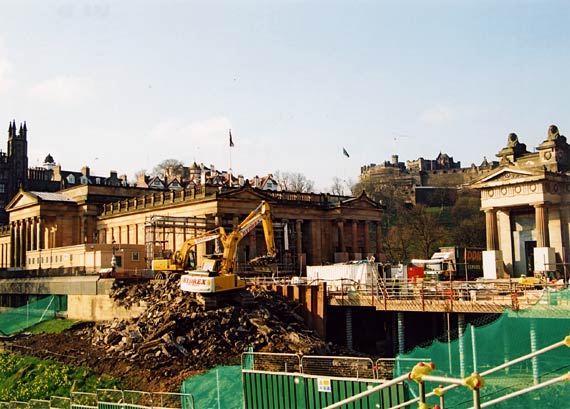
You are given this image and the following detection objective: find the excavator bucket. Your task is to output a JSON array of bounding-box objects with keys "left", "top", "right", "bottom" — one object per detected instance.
[{"left": 248, "top": 255, "right": 278, "bottom": 275}]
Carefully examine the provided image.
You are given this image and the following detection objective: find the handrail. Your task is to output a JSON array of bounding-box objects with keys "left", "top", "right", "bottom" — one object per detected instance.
[{"left": 328, "top": 336, "right": 570, "bottom": 409}]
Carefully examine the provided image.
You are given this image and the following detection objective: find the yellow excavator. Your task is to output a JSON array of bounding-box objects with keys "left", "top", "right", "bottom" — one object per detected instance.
[
  {"left": 180, "top": 200, "right": 276, "bottom": 307},
  {"left": 151, "top": 229, "right": 224, "bottom": 279}
]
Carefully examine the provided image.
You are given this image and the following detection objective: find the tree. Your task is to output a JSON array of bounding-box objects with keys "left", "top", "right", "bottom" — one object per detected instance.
[
  {"left": 274, "top": 171, "right": 315, "bottom": 192},
  {"left": 449, "top": 189, "right": 486, "bottom": 248},
  {"left": 330, "top": 176, "right": 353, "bottom": 196},
  {"left": 406, "top": 205, "right": 447, "bottom": 258},
  {"left": 153, "top": 159, "right": 184, "bottom": 179},
  {"left": 353, "top": 174, "right": 409, "bottom": 228}
]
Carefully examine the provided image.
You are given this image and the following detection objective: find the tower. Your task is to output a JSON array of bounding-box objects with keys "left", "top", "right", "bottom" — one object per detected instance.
[{"left": 7, "top": 120, "right": 28, "bottom": 199}]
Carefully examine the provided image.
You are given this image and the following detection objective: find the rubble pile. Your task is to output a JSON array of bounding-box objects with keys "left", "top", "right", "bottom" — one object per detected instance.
[{"left": 87, "top": 277, "right": 332, "bottom": 370}]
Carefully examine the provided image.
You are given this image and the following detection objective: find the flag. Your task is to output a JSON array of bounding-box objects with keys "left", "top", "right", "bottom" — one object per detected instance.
[
  {"left": 229, "top": 129, "right": 234, "bottom": 147},
  {"left": 342, "top": 147, "right": 350, "bottom": 158}
]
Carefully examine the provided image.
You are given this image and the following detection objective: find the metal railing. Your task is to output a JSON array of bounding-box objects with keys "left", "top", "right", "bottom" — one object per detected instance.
[
  {"left": 325, "top": 335, "right": 570, "bottom": 409},
  {"left": 0, "top": 391, "right": 194, "bottom": 409},
  {"left": 325, "top": 278, "right": 569, "bottom": 312}
]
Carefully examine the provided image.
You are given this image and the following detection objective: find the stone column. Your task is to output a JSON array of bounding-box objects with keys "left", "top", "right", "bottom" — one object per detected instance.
[
  {"left": 484, "top": 209, "right": 499, "bottom": 251},
  {"left": 18, "top": 220, "right": 24, "bottom": 267},
  {"left": 375, "top": 221, "right": 383, "bottom": 254},
  {"left": 351, "top": 220, "right": 358, "bottom": 258},
  {"left": 338, "top": 221, "right": 346, "bottom": 252},
  {"left": 296, "top": 219, "right": 304, "bottom": 272},
  {"left": 37, "top": 217, "right": 44, "bottom": 250},
  {"left": 296, "top": 219, "right": 303, "bottom": 254},
  {"left": 10, "top": 222, "right": 16, "bottom": 268},
  {"left": 31, "top": 217, "right": 37, "bottom": 251},
  {"left": 364, "top": 221, "right": 371, "bottom": 255},
  {"left": 534, "top": 203, "right": 549, "bottom": 248},
  {"left": 248, "top": 227, "right": 257, "bottom": 259}
]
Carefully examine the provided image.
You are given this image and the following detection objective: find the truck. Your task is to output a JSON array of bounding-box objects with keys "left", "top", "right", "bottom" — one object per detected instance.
[
  {"left": 179, "top": 200, "right": 277, "bottom": 308},
  {"left": 409, "top": 246, "right": 483, "bottom": 281}
]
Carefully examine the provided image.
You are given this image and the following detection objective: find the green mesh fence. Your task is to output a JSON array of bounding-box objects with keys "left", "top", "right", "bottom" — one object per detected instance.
[
  {"left": 181, "top": 366, "right": 243, "bottom": 409},
  {"left": 395, "top": 288, "right": 570, "bottom": 408},
  {"left": 0, "top": 295, "right": 64, "bottom": 335}
]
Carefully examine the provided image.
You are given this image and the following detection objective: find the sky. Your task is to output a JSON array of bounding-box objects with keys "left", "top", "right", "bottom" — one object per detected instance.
[{"left": 1, "top": 0, "right": 569, "bottom": 192}]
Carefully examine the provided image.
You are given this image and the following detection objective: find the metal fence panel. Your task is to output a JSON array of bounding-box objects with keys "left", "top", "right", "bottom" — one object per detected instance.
[
  {"left": 151, "top": 393, "right": 193, "bottom": 409},
  {"left": 29, "top": 400, "right": 50, "bottom": 409},
  {"left": 50, "top": 397, "right": 70, "bottom": 409},
  {"left": 70, "top": 392, "right": 96, "bottom": 409},
  {"left": 8, "top": 402, "right": 28, "bottom": 409},
  {"left": 301, "top": 356, "right": 376, "bottom": 380},
  {"left": 122, "top": 391, "right": 153, "bottom": 409},
  {"left": 242, "top": 352, "right": 301, "bottom": 373},
  {"left": 242, "top": 372, "right": 305, "bottom": 409}
]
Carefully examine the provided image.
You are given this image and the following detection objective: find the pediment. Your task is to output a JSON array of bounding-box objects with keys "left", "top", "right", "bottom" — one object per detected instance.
[
  {"left": 341, "top": 191, "right": 384, "bottom": 210},
  {"left": 5, "top": 191, "right": 40, "bottom": 211},
  {"left": 472, "top": 167, "right": 543, "bottom": 187},
  {"left": 220, "top": 183, "right": 272, "bottom": 201}
]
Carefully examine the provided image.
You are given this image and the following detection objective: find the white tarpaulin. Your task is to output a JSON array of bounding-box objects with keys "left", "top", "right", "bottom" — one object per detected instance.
[{"left": 306, "top": 261, "right": 379, "bottom": 291}]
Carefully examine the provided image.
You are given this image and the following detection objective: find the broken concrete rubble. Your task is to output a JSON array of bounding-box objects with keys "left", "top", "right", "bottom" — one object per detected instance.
[{"left": 11, "top": 276, "right": 354, "bottom": 392}]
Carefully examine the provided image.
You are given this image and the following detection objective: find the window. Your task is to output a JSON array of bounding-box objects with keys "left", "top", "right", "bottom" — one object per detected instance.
[
  {"left": 115, "top": 255, "right": 123, "bottom": 267},
  {"left": 67, "top": 174, "right": 76, "bottom": 184},
  {"left": 132, "top": 251, "right": 139, "bottom": 261},
  {"left": 80, "top": 176, "right": 89, "bottom": 184},
  {"left": 0, "top": 183, "right": 4, "bottom": 193}
]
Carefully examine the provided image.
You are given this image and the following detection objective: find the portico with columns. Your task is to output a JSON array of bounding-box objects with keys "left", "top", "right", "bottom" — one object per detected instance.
[{"left": 472, "top": 125, "right": 570, "bottom": 278}]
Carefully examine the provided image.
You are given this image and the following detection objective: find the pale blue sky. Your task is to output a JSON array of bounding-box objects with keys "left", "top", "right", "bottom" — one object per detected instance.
[{"left": 1, "top": 0, "right": 569, "bottom": 191}]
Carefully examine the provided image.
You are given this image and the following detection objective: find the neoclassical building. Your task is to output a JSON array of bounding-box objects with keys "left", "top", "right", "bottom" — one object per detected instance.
[
  {"left": 472, "top": 125, "right": 570, "bottom": 278},
  {"left": 0, "top": 182, "right": 385, "bottom": 276}
]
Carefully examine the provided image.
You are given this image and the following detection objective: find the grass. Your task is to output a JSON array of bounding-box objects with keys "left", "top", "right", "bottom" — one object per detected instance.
[
  {"left": 26, "top": 319, "right": 80, "bottom": 335},
  {"left": 0, "top": 352, "right": 123, "bottom": 401}
]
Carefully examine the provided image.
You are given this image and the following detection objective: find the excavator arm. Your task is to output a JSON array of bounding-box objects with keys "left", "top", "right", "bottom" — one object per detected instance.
[
  {"left": 218, "top": 200, "right": 276, "bottom": 275},
  {"left": 152, "top": 228, "right": 224, "bottom": 275}
]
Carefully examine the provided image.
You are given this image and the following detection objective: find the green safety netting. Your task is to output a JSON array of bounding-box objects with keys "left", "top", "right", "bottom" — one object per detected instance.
[
  {"left": 0, "top": 295, "right": 65, "bottom": 335},
  {"left": 181, "top": 365, "right": 243, "bottom": 409},
  {"left": 394, "top": 288, "right": 570, "bottom": 408}
]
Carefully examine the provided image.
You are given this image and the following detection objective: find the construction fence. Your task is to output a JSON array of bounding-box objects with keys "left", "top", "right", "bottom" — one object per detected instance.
[
  {"left": 0, "top": 390, "right": 193, "bottom": 409},
  {"left": 0, "top": 295, "right": 66, "bottom": 336},
  {"left": 395, "top": 287, "right": 570, "bottom": 408}
]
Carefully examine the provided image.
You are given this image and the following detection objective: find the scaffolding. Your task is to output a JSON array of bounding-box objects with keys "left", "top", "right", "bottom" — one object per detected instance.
[{"left": 144, "top": 215, "right": 208, "bottom": 269}]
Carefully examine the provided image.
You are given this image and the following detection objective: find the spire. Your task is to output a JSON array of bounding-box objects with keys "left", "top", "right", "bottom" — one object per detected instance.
[
  {"left": 8, "top": 121, "right": 12, "bottom": 135},
  {"left": 21, "top": 121, "right": 27, "bottom": 138}
]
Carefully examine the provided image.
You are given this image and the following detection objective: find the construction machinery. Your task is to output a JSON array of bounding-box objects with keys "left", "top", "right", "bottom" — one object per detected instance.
[
  {"left": 151, "top": 229, "right": 224, "bottom": 279},
  {"left": 180, "top": 200, "right": 277, "bottom": 307}
]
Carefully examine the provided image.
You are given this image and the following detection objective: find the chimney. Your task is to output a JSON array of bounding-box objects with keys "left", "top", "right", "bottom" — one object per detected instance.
[
  {"left": 137, "top": 173, "right": 148, "bottom": 187},
  {"left": 81, "top": 166, "right": 90, "bottom": 177},
  {"left": 391, "top": 155, "right": 399, "bottom": 165},
  {"left": 238, "top": 175, "right": 245, "bottom": 186}
]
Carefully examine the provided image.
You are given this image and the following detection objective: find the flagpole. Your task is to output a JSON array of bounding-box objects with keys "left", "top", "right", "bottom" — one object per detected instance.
[
  {"left": 342, "top": 147, "right": 350, "bottom": 195},
  {"left": 229, "top": 129, "right": 234, "bottom": 180}
]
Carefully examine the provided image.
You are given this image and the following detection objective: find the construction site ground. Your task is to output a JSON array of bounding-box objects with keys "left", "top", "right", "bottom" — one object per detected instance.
[{"left": 5, "top": 277, "right": 352, "bottom": 393}]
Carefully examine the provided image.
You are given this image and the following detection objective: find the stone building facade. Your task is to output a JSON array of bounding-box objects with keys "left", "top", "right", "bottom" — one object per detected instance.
[
  {"left": 0, "top": 183, "right": 385, "bottom": 276},
  {"left": 471, "top": 125, "right": 570, "bottom": 278}
]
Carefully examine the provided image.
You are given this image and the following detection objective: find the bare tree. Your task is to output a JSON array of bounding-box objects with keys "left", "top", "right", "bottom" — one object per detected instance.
[
  {"left": 153, "top": 159, "right": 185, "bottom": 179},
  {"left": 274, "top": 170, "right": 315, "bottom": 193},
  {"left": 330, "top": 176, "right": 345, "bottom": 195}
]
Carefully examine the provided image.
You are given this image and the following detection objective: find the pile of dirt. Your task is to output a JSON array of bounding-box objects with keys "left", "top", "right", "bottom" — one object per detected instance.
[{"left": 12, "top": 278, "right": 348, "bottom": 392}]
